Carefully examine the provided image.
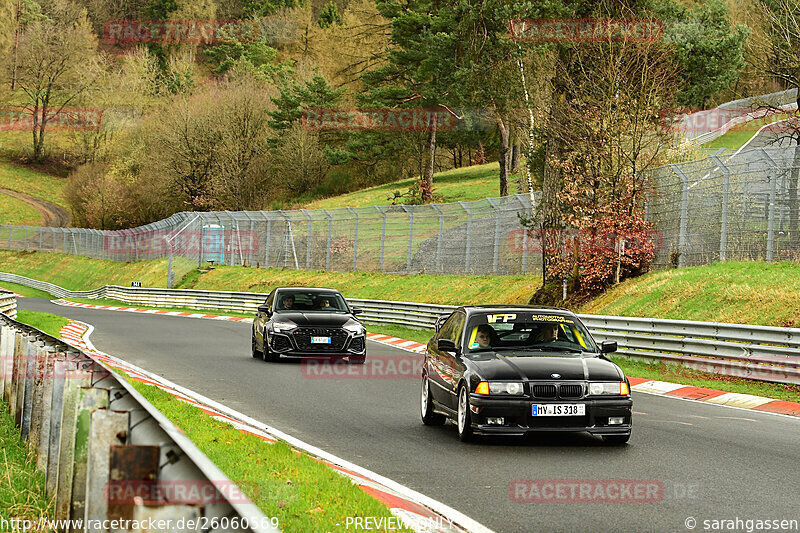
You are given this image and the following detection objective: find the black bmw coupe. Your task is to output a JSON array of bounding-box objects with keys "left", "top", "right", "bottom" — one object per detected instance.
[
  {"left": 420, "top": 306, "right": 632, "bottom": 444},
  {"left": 251, "top": 287, "right": 366, "bottom": 364}
]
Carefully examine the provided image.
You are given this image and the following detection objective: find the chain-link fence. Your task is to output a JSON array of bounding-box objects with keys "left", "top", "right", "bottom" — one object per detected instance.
[
  {"left": 0, "top": 194, "right": 542, "bottom": 280},
  {"left": 645, "top": 146, "right": 800, "bottom": 267}
]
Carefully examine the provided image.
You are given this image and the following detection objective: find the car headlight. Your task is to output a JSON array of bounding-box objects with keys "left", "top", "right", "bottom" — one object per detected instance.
[
  {"left": 272, "top": 321, "right": 296, "bottom": 333},
  {"left": 488, "top": 381, "right": 524, "bottom": 395},
  {"left": 589, "top": 382, "right": 629, "bottom": 395},
  {"left": 343, "top": 322, "right": 365, "bottom": 335}
]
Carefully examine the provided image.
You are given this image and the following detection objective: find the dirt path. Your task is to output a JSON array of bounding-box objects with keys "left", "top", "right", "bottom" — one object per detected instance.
[{"left": 0, "top": 188, "right": 71, "bottom": 227}]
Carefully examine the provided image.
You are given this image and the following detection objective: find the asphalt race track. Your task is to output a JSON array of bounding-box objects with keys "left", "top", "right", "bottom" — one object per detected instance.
[{"left": 21, "top": 298, "right": 800, "bottom": 533}]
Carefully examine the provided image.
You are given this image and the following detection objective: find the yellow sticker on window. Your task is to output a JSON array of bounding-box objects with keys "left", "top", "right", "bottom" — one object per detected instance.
[{"left": 487, "top": 313, "right": 516, "bottom": 323}]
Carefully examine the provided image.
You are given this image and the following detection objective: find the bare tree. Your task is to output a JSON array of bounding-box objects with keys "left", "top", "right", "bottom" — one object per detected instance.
[{"left": 13, "top": 1, "right": 102, "bottom": 161}]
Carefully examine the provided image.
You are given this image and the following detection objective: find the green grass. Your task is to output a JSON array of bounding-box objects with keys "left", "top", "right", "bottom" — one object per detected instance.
[
  {"left": 0, "top": 400, "right": 53, "bottom": 524},
  {"left": 579, "top": 261, "right": 800, "bottom": 328},
  {"left": 704, "top": 113, "right": 791, "bottom": 150},
  {"left": 0, "top": 281, "right": 53, "bottom": 299},
  {"left": 0, "top": 251, "right": 538, "bottom": 305},
  {"left": 0, "top": 156, "right": 68, "bottom": 208},
  {"left": 125, "top": 375, "right": 411, "bottom": 533},
  {"left": 14, "top": 310, "right": 70, "bottom": 338},
  {"left": 304, "top": 162, "right": 517, "bottom": 209},
  {"left": 370, "top": 323, "right": 800, "bottom": 402},
  {"left": 0, "top": 251, "right": 196, "bottom": 291},
  {"left": 0, "top": 194, "right": 41, "bottom": 225}
]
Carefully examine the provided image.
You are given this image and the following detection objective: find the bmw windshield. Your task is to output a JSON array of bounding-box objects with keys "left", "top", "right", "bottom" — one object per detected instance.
[{"left": 464, "top": 311, "right": 598, "bottom": 356}]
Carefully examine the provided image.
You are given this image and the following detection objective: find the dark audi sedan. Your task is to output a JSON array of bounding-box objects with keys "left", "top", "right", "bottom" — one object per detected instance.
[
  {"left": 251, "top": 287, "right": 366, "bottom": 363},
  {"left": 420, "top": 306, "right": 632, "bottom": 444}
]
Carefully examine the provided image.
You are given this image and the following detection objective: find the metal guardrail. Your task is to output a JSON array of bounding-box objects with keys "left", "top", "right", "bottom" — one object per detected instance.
[
  {"left": 2, "top": 272, "right": 799, "bottom": 384},
  {"left": 0, "top": 289, "right": 16, "bottom": 319},
  {"left": 0, "top": 311, "right": 279, "bottom": 532}
]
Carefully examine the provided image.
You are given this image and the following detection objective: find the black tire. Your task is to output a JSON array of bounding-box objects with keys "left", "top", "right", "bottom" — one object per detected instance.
[
  {"left": 420, "top": 377, "right": 446, "bottom": 426},
  {"left": 457, "top": 385, "right": 474, "bottom": 442},
  {"left": 602, "top": 433, "right": 631, "bottom": 445},
  {"left": 349, "top": 355, "right": 366, "bottom": 364},
  {"left": 251, "top": 335, "right": 262, "bottom": 358}
]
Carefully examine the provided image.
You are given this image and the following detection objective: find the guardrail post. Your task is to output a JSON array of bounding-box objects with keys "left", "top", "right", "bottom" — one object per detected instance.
[
  {"left": 712, "top": 156, "right": 730, "bottom": 261},
  {"left": 70, "top": 386, "right": 109, "bottom": 527},
  {"left": 85, "top": 409, "right": 129, "bottom": 531},
  {"left": 669, "top": 164, "right": 689, "bottom": 267},
  {"left": 18, "top": 335, "right": 36, "bottom": 438},
  {"left": 376, "top": 207, "right": 386, "bottom": 272},
  {"left": 55, "top": 360, "right": 92, "bottom": 521},
  {"left": 31, "top": 341, "right": 53, "bottom": 468},
  {"left": 45, "top": 352, "right": 68, "bottom": 496},
  {"left": 459, "top": 202, "right": 473, "bottom": 273}
]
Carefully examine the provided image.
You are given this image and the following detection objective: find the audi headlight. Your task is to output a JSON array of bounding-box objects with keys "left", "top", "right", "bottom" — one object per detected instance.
[
  {"left": 589, "top": 382, "right": 629, "bottom": 396},
  {"left": 272, "top": 321, "right": 296, "bottom": 333},
  {"left": 488, "top": 382, "right": 524, "bottom": 395},
  {"left": 343, "top": 321, "right": 365, "bottom": 335}
]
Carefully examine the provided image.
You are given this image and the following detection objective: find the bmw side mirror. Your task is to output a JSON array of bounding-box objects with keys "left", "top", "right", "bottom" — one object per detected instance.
[
  {"left": 352, "top": 308, "right": 363, "bottom": 315},
  {"left": 437, "top": 338, "right": 460, "bottom": 355},
  {"left": 600, "top": 341, "right": 617, "bottom": 354}
]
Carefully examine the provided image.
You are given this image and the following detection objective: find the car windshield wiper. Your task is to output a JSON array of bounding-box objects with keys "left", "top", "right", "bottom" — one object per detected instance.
[{"left": 507, "top": 346, "right": 586, "bottom": 354}]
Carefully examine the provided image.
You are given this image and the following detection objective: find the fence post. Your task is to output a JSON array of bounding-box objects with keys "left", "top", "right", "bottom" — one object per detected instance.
[
  {"left": 323, "top": 209, "right": 333, "bottom": 271},
  {"left": 301, "top": 209, "right": 312, "bottom": 270},
  {"left": 401, "top": 206, "right": 413, "bottom": 274},
  {"left": 486, "top": 198, "right": 501, "bottom": 274},
  {"left": 712, "top": 156, "right": 730, "bottom": 262},
  {"left": 432, "top": 204, "right": 444, "bottom": 273},
  {"left": 376, "top": 207, "right": 386, "bottom": 273},
  {"left": 767, "top": 167, "right": 777, "bottom": 262},
  {"left": 669, "top": 164, "right": 689, "bottom": 267},
  {"left": 262, "top": 212, "right": 271, "bottom": 268},
  {"left": 459, "top": 201, "right": 473, "bottom": 273},
  {"left": 347, "top": 207, "right": 358, "bottom": 271}
]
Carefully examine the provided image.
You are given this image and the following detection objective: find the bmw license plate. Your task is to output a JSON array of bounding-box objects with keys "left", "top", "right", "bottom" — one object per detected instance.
[
  {"left": 532, "top": 404, "right": 585, "bottom": 416},
  {"left": 311, "top": 336, "right": 331, "bottom": 344}
]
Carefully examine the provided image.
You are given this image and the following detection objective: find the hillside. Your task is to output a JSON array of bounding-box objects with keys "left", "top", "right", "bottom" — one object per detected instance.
[{"left": 579, "top": 261, "right": 800, "bottom": 328}]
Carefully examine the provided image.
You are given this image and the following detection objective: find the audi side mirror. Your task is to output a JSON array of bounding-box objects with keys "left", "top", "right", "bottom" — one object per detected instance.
[
  {"left": 257, "top": 305, "right": 271, "bottom": 316},
  {"left": 600, "top": 341, "right": 618, "bottom": 354},
  {"left": 352, "top": 308, "right": 363, "bottom": 315}
]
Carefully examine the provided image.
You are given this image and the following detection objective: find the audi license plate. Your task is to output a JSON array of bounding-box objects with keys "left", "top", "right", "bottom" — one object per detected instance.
[
  {"left": 311, "top": 336, "right": 331, "bottom": 344},
  {"left": 532, "top": 404, "right": 585, "bottom": 416}
]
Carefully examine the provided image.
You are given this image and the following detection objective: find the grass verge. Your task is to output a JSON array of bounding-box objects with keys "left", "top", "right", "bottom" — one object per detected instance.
[
  {"left": 0, "top": 155, "right": 68, "bottom": 208},
  {"left": 0, "top": 281, "right": 53, "bottom": 299},
  {"left": 14, "top": 310, "right": 70, "bottom": 338},
  {"left": 0, "top": 251, "right": 537, "bottom": 305},
  {"left": 0, "top": 193, "right": 41, "bottom": 225},
  {"left": 578, "top": 261, "right": 800, "bottom": 328},
  {"left": 0, "top": 401, "right": 53, "bottom": 523},
  {"left": 704, "top": 113, "right": 791, "bottom": 150},
  {"left": 123, "top": 374, "right": 412, "bottom": 533},
  {"left": 369, "top": 323, "right": 800, "bottom": 402},
  {"left": 303, "top": 162, "right": 513, "bottom": 209}
]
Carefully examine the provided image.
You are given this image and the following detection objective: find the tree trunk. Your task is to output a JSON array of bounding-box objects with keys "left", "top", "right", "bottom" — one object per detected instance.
[
  {"left": 10, "top": 0, "right": 21, "bottom": 90},
  {"left": 497, "top": 114, "right": 510, "bottom": 196},
  {"left": 421, "top": 121, "right": 436, "bottom": 202},
  {"left": 512, "top": 141, "right": 523, "bottom": 192}
]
